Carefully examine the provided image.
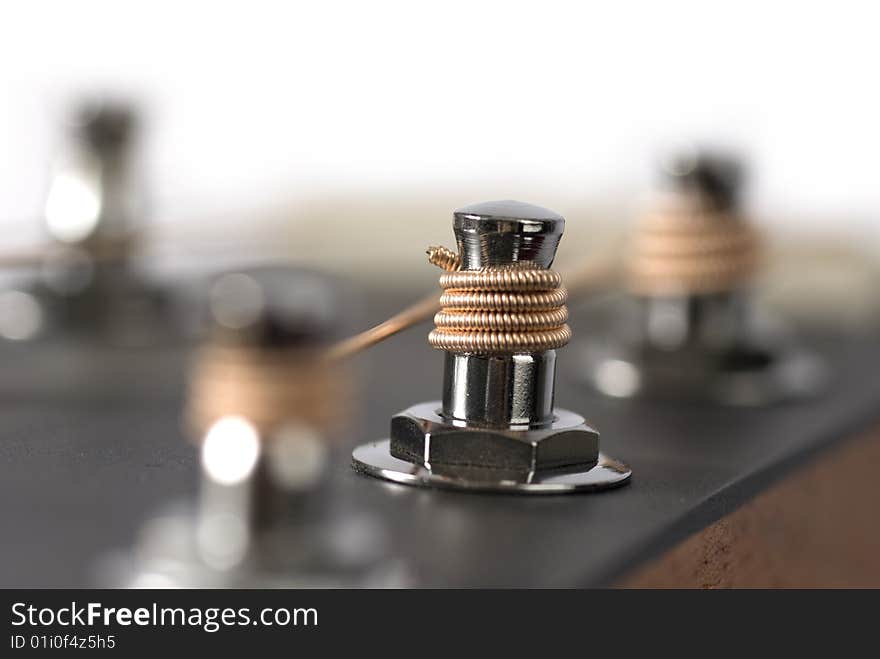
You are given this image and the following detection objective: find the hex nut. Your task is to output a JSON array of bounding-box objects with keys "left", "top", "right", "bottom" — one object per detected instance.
[{"left": 389, "top": 402, "right": 599, "bottom": 474}]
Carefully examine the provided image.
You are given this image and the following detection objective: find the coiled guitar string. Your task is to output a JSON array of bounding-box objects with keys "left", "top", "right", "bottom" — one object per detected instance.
[
  {"left": 627, "top": 203, "right": 760, "bottom": 296},
  {"left": 426, "top": 246, "right": 571, "bottom": 354}
]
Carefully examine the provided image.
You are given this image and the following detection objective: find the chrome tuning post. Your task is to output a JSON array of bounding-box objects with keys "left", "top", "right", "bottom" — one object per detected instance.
[{"left": 352, "top": 200, "right": 631, "bottom": 494}]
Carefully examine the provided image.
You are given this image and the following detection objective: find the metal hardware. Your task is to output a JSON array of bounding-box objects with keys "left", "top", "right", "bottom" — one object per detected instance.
[
  {"left": 3, "top": 99, "right": 176, "bottom": 346},
  {"left": 118, "top": 267, "right": 406, "bottom": 587},
  {"left": 352, "top": 200, "right": 631, "bottom": 493},
  {"left": 581, "top": 152, "right": 825, "bottom": 405}
]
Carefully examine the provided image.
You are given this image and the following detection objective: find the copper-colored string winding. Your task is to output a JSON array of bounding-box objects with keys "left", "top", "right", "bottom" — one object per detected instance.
[
  {"left": 627, "top": 205, "right": 760, "bottom": 296},
  {"left": 321, "top": 246, "right": 618, "bottom": 362},
  {"left": 187, "top": 344, "right": 353, "bottom": 441},
  {"left": 426, "top": 246, "right": 571, "bottom": 354}
]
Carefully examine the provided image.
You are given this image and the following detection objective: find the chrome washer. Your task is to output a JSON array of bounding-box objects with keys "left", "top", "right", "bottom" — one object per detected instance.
[{"left": 352, "top": 439, "right": 631, "bottom": 494}]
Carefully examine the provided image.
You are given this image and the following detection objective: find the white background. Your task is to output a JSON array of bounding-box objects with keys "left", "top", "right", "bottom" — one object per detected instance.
[{"left": 0, "top": 0, "right": 878, "bottom": 250}]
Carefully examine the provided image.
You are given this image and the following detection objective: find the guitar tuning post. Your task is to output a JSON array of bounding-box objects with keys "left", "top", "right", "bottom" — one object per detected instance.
[
  {"left": 4, "top": 98, "right": 176, "bottom": 345},
  {"left": 119, "top": 266, "right": 405, "bottom": 587},
  {"left": 580, "top": 150, "right": 825, "bottom": 405},
  {"left": 352, "top": 200, "right": 631, "bottom": 494}
]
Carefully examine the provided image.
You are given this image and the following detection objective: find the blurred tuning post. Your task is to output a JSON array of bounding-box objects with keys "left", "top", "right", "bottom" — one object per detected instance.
[
  {"left": 44, "top": 100, "right": 141, "bottom": 249},
  {"left": 0, "top": 98, "right": 178, "bottom": 345},
  {"left": 581, "top": 150, "right": 824, "bottom": 405},
  {"left": 124, "top": 266, "right": 400, "bottom": 587}
]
